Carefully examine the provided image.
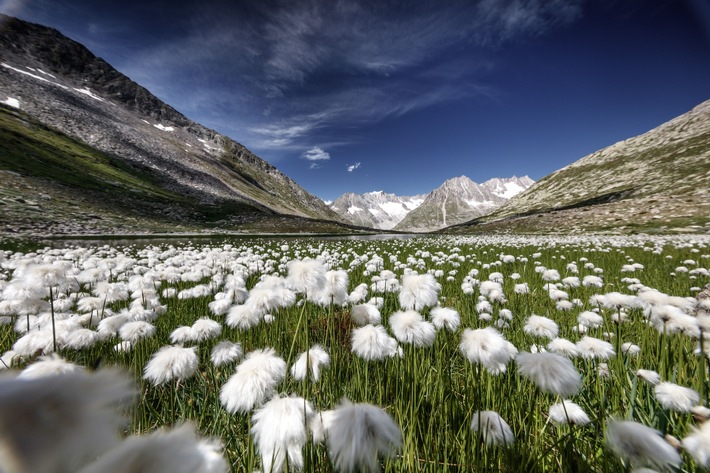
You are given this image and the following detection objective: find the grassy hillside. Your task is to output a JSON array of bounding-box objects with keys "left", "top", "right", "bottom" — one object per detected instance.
[
  {"left": 446, "top": 100, "right": 710, "bottom": 234},
  {"left": 0, "top": 105, "right": 361, "bottom": 236}
]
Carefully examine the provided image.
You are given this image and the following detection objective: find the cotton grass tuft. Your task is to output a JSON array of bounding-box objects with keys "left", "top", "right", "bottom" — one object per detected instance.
[
  {"left": 0, "top": 369, "right": 134, "bottom": 473},
  {"left": 471, "top": 410, "right": 514, "bottom": 447},
  {"left": 220, "top": 348, "right": 286, "bottom": 413},
  {"left": 326, "top": 399, "right": 402, "bottom": 472},
  {"left": 516, "top": 352, "right": 582, "bottom": 396},
  {"left": 605, "top": 419, "right": 681, "bottom": 471},
  {"left": 251, "top": 395, "right": 314, "bottom": 473},
  {"left": 459, "top": 327, "right": 517, "bottom": 375},
  {"left": 143, "top": 345, "right": 199, "bottom": 386}
]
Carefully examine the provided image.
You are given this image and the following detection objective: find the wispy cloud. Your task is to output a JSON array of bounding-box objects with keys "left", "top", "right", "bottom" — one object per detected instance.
[
  {"left": 303, "top": 147, "right": 330, "bottom": 162},
  {"left": 70, "top": 0, "right": 586, "bottom": 159},
  {"left": 347, "top": 162, "right": 361, "bottom": 172}
]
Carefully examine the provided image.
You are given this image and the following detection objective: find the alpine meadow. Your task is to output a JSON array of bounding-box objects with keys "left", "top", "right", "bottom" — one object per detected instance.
[
  {"left": 1, "top": 234, "right": 710, "bottom": 472},
  {"left": 1, "top": 2, "right": 710, "bottom": 472}
]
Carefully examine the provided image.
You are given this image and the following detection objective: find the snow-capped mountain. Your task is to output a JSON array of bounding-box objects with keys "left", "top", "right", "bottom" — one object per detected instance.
[
  {"left": 329, "top": 176, "right": 533, "bottom": 231},
  {"left": 483, "top": 176, "right": 536, "bottom": 199},
  {"left": 394, "top": 176, "right": 533, "bottom": 232},
  {"left": 329, "top": 191, "right": 427, "bottom": 230}
]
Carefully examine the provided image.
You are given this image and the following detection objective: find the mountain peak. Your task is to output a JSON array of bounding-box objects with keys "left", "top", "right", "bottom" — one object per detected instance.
[{"left": 329, "top": 175, "right": 534, "bottom": 231}]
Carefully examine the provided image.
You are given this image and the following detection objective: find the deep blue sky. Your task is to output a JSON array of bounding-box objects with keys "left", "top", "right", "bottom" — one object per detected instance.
[{"left": 2, "top": 0, "right": 710, "bottom": 201}]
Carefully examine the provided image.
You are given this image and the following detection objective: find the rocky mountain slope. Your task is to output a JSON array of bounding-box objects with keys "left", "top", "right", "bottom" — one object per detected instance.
[
  {"left": 329, "top": 191, "right": 426, "bottom": 230},
  {"left": 0, "top": 15, "right": 350, "bottom": 236},
  {"left": 446, "top": 100, "right": 710, "bottom": 234},
  {"left": 392, "top": 176, "right": 533, "bottom": 232}
]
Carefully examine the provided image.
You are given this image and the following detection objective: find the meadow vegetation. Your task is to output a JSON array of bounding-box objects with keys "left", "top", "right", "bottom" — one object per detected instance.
[{"left": 1, "top": 234, "right": 709, "bottom": 472}]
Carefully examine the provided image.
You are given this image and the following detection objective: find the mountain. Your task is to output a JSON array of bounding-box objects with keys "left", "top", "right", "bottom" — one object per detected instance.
[
  {"left": 481, "top": 176, "right": 536, "bottom": 199},
  {"left": 329, "top": 191, "right": 427, "bottom": 230},
  {"left": 329, "top": 176, "right": 533, "bottom": 231},
  {"left": 446, "top": 100, "right": 710, "bottom": 234},
  {"left": 0, "top": 15, "right": 352, "bottom": 236},
  {"left": 392, "top": 176, "right": 534, "bottom": 232}
]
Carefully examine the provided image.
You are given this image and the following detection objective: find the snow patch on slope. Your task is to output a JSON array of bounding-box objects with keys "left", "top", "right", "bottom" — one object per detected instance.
[{"left": 2, "top": 97, "right": 20, "bottom": 108}]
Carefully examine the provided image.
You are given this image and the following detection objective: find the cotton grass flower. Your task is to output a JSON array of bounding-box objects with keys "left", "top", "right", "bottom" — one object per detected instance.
[
  {"left": 210, "top": 340, "right": 243, "bottom": 367},
  {"left": 0, "top": 350, "right": 18, "bottom": 370},
  {"left": 471, "top": 410, "right": 514, "bottom": 447},
  {"left": 78, "top": 423, "right": 228, "bottom": 473},
  {"left": 605, "top": 419, "right": 681, "bottom": 471},
  {"left": 327, "top": 399, "right": 402, "bottom": 473},
  {"left": 143, "top": 345, "right": 199, "bottom": 386},
  {"left": 314, "top": 269, "right": 349, "bottom": 305},
  {"left": 170, "top": 326, "right": 194, "bottom": 344},
  {"left": 13, "top": 326, "right": 62, "bottom": 356},
  {"left": 622, "top": 342, "right": 641, "bottom": 356},
  {"left": 576, "top": 336, "right": 615, "bottom": 360},
  {"left": 514, "top": 283, "right": 529, "bottom": 294},
  {"left": 97, "top": 312, "right": 130, "bottom": 339},
  {"left": 19, "top": 353, "right": 83, "bottom": 379},
  {"left": 310, "top": 410, "right": 336, "bottom": 444},
  {"left": 251, "top": 395, "right": 314, "bottom": 473},
  {"left": 389, "top": 310, "right": 436, "bottom": 347},
  {"left": 351, "top": 324, "right": 400, "bottom": 360},
  {"left": 691, "top": 405, "right": 710, "bottom": 422},
  {"left": 190, "top": 317, "right": 222, "bottom": 342},
  {"left": 546, "top": 338, "right": 579, "bottom": 357},
  {"left": 479, "top": 280, "right": 502, "bottom": 298},
  {"left": 582, "top": 275, "right": 604, "bottom": 288},
  {"left": 398, "top": 273, "right": 440, "bottom": 310},
  {"left": 287, "top": 259, "right": 326, "bottom": 295},
  {"left": 225, "top": 304, "right": 263, "bottom": 330},
  {"left": 430, "top": 306, "right": 460, "bottom": 332},
  {"left": 549, "top": 400, "right": 590, "bottom": 425},
  {"left": 351, "top": 304, "right": 381, "bottom": 326},
  {"left": 64, "top": 328, "right": 101, "bottom": 350},
  {"left": 119, "top": 321, "right": 156, "bottom": 344},
  {"left": 0, "top": 369, "right": 134, "bottom": 473},
  {"left": 291, "top": 345, "right": 330, "bottom": 382},
  {"left": 459, "top": 327, "right": 517, "bottom": 375},
  {"left": 636, "top": 369, "right": 662, "bottom": 386},
  {"left": 682, "top": 420, "right": 710, "bottom": 468},
  {"left": 578, "top": 310, "right": 604, "bottom": 328},
  {"left": 516, "top": 352, "right": 582, "bottom": 396},
  {"left": 113, "top": 341, "right": 132, "bottom": 353},
  {"left": 220, "top": 348, "right": 286, "bottom": 413},
  {"left": 523, "top": 315, "right": 558, "bottom": 339},
  {"left": 654, "top": 382, "right": 699, "bottom": 412}
]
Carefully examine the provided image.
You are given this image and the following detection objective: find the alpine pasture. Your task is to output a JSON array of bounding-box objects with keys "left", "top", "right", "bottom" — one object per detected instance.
[{"left": 1, "top": 234, "right": 709, "bottom": 472}]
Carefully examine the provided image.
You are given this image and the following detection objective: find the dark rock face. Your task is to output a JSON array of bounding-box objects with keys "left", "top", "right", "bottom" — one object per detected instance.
[{"left": 0, "top": 15, "right": 187, "bottom": 124}]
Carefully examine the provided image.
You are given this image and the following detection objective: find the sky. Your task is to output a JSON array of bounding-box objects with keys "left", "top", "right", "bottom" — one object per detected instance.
[{"left": 1, "top": 0, "right": 710, "bottom": 202}]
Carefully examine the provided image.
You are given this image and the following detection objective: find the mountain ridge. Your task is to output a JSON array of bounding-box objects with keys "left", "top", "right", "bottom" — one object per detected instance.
[
  {"left": 329, "top": 175, "right": 533, "bottom": 231},
  {"left": 0, "top": 14, "right": 352, "bottom": 235},
  {"left": 394, "top": 175, "right": 533, "bottom": 232},
  {"left": 445, "top": 100, "right": 710, "bottom": 234}
]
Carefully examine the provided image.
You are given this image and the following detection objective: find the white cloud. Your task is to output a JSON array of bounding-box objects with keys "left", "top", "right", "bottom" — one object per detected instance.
[
  {"left": 303, "top": 146, "right": 330, "bottom": 161},
  {"left": 347, "top": 162, "right": 361, "bottom": 172},
  {"left": 82, "top": 0, "right": 586, "bottom": 155}
]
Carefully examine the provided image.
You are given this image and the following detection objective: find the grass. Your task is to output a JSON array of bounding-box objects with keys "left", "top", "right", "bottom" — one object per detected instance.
[{"left": 1, "top": 234, "right": 709, "bottom": 471}]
